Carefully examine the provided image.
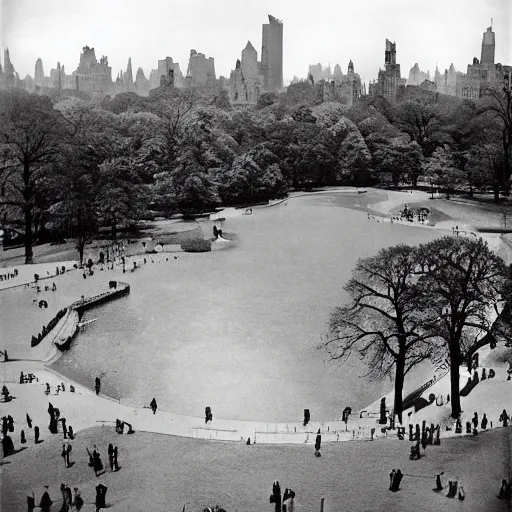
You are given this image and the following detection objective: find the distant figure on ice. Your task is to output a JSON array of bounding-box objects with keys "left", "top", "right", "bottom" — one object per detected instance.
[
  {"left": 150, "top": 398, "right": 157, "bottom": 414},
  {"left": 95, "top": 377, "right": 101, "bottom": 396},
  {"left": 314, "top": 429, "right": 322, "bottom": 457}
]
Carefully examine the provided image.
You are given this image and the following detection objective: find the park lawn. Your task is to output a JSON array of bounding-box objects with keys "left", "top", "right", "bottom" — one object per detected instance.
[{"left": 2, "top": 423, "right": 509, "bottom": 512}]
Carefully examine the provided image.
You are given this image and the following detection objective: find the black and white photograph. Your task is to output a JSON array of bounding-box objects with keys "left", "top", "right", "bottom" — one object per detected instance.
[{"left": 0, "top": 0, "right": 511, "bottom": 510}]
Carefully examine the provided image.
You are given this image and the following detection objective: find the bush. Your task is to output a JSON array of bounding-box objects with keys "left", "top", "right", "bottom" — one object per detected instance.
[{"left": 180, "top": 239, "right": 212, "bottom": 253}]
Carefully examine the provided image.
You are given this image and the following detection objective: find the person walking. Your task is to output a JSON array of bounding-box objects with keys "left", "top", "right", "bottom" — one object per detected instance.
[
  {"left": 26, "top": 413, "right": 32, "bottom": 429},
  {"left": 150, "top": 398, "right": 157, "bottom": 414}
]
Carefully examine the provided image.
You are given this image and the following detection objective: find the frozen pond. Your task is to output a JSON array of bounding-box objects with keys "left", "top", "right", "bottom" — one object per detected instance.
[{"left": 5, "top": 191, "right": 443, "bottom": 421}]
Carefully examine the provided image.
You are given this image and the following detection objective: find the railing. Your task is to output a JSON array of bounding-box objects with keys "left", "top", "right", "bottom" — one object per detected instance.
[{"left": 193, "top": 427, "right": 241, "bottom": 441}]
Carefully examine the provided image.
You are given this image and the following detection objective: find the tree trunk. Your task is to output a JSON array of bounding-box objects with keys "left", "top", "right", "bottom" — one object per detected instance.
[
  {"left": 449, "top": 344, "right": 462, "bottom": 418},
  {"left": 394, "top": 352, "right": 406, "bottom": 425},
  {"left": 24, "top": 206, "right": 33, "bottom": 264},
  {"left": 77, "top": 239, "right": 85, "bottom": 266},
  {"left": 111, "top": 217, "right": 117, "bottom": 240},
  {"left": 493, "top": 182, "right": 500, "bottom": 203}
]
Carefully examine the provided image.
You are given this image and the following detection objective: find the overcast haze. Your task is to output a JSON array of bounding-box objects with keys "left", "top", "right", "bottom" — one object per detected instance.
[{"left": 0, "top": 0, "right": 510, "bottom": 86}]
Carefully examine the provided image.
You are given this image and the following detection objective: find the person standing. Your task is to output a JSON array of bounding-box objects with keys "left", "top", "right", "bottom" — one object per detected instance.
[
  {"left": 271, "top": 481, "right": 281, "bottom": 512},
  {"left": 59, "top": 483, "right": 69, "bottom": 512},
  {"left": 65, "top": 485, "right": 72, "bottom": 508},
  {"left": 93, "top": 445, "right": 104, "bottom": 476},
  {"left": 65, "top": 441, "right": 72, "bottom": 467},
  {"left": 61, "top": 418, "right": 68, "bottom": 439},
  {"left": 314, "top": 429, "right": 322, "bottom": 457},
  {"left": 113, "top": 445, "right": 119, "bottom": 472},
  {"left": 61, "top": 444, "right": 68, "bottom": 467},
  {"left": 95, "top": 377, "right": 101, "bottom": 396},
  {"left": 39, "top": 486, "right": 53, "bottom": 512},
  {"left": 150, "top": 398, "right": 157, "bottom": 414},
  {"left": 26, "top": 413, "right": 32, "bottom": 429},
  {"left": 73, "top": 487, "right": 84, "bottom": 511},
  {"left": 108, "top": 443, "right": 114, "bottom": 471},
  {"left": 95, "top": 484, "right": 108, "bottom": 512}
]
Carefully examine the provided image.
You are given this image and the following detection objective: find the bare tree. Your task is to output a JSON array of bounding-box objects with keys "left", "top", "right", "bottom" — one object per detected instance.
[
  {"left": 320, "top": 245, "right": 435, "bottom": 424},
  {"left": 417, "top": 236, "right": 509, "bottom": 418}
]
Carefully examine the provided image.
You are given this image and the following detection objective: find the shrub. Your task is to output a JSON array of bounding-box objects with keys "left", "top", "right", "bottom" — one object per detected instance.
[{"left": 180, "top": 239, "right": 212, "bottom": 253}]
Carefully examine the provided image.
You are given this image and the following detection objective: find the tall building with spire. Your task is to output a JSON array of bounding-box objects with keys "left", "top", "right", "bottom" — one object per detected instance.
[{"left": 481, "top": 25, "right": 495, "bottom": 64}]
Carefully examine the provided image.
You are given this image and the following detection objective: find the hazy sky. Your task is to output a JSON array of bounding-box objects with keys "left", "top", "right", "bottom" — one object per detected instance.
[{"left": 1, "top": 0, "right": 510, "bottom": 86}]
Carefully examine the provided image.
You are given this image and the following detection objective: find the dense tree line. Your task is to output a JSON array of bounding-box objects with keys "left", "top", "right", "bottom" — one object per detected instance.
[{"left": 0, "top": 81, "right": 509, "bottom": 263}]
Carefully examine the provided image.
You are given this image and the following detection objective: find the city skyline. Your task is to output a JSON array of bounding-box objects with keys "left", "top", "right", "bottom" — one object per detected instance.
[{"left": 1, "top": 0, "right": 510, "bottom": 86}]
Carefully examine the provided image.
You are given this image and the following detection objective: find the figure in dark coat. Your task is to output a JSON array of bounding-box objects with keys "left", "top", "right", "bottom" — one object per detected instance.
[
  {"left": 315, "top": 430, "right": 322, "bottom": 457},
  {"left": 150, "top": 398, "right": 157, "bottom": 414},
  {"left": 74, "top": 488, "right": 84, "bottom": 511},
  {"left": 95, "top": 483, "right": 107, "bottom": 511},
  {"left": 271, "top": 481, "right": 281, "bottom": 512},
  {"left": 93, "top": 446, "right": 104, "bottom": 476},
  {"left": 39, "top": 487, "right": 53, "bottom": 512},
  {"left": 113, "top": 446, "right": 119, "bottom": 471},
  {"left": 26, "top": 413, "right": 32, "bottom": 429},
  {"left": 108, "top": 443, "right": 114, "bottom": 471},
  {"left": 59, "top": 483, "right": 69, "bottom": 512}
]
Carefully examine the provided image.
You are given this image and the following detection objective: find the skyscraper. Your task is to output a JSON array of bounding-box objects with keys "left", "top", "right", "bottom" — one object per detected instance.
[
  {"left": 480, "top": 26, "right": 495, "bottom": 64},
  {"left": 261, "top": 14, "right": 283, "bottom": 91}
]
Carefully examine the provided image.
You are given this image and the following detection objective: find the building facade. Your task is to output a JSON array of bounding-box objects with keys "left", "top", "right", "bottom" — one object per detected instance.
[
  {"left": 261, "top": 14, "right": 283, "bottom": 92},
  {"left": 186, "top": 50, "right": 216, "bottom": 87},
  {"left": 320, "top": 60, "right": 364, "bottom": 106},
  {"left": 369, "top": 39, "right": 406, "bottom": 100},
  {"left": 228, "top": 14, "right": 283, "bottom": 104}
]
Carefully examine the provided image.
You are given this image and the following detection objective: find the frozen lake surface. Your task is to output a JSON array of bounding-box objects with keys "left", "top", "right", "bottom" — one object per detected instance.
[{"left": 4, "top": 192, "right": 443, "bottom": 421}]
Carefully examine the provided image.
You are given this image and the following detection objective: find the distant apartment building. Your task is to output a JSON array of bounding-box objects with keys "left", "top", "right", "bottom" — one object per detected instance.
[
  {"left": 311, "top": 60, "right": 364, "bottom": 106},
  {"left": 186, "top": 50, "right": 216, "bottom": 87},
  {"left": 0, "top": 49, "right": 18, "bottom": 89},
  {"left": 411, "top": 26, "right": 511, "bottom": 99},
  {"left": 73, "top": 46, "right": 113, "bottom": 94}
]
